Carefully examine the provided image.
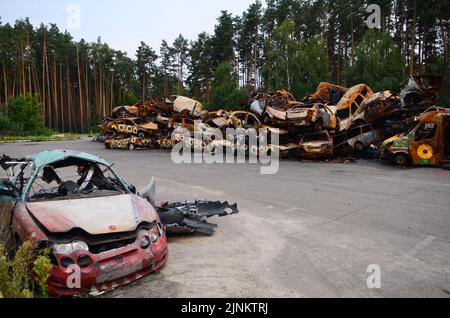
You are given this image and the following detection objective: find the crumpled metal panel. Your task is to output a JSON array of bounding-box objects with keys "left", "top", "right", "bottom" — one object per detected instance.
[
  {"left": 157, "top": 200, "right": 239, "bottom": 235},
  {"left": 25, "top": 150, "right": 109, "bottom": 171},
  {"left": 172, "top": 95, "right": 203, "bottom": 114},
  {"left": 26, "top": 194, "right": 157, "bottom": 235}
]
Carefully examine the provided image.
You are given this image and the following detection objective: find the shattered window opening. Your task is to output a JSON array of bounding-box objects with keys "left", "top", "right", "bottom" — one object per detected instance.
[
  {"left": 28, "top": 159, "right": 128, "bottom": 202},
  {"left": 414, "top": 123, "right": 437, "bottom": 142},
  {"left": 303, "top": 133, "right": 330, "bottom": 143}
]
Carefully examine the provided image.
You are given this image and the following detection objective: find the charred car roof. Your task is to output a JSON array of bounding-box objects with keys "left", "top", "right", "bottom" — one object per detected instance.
[{"left": 24, "top": 150, "right": 109, "bottom": 170}]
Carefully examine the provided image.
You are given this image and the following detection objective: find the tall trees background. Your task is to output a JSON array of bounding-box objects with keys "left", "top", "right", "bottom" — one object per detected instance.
[{"left": 0, "top": 0, "right": 448, "bottom": 133}]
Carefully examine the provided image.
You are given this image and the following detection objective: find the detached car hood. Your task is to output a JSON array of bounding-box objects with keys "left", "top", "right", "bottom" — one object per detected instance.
[{"left": 26, "top": 194, "right": 158, "bottom": 235}]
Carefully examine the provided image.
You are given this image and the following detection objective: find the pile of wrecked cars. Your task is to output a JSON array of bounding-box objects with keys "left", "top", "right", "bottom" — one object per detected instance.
[
  {"left": 101, "top": 95, "right": 203, "bottom": 150},
  {"left": 97, "top": 75, "right": 448, "bottom": 167},
  {"left": 0, "top": 150, "right": 238, "bottom": 296}
]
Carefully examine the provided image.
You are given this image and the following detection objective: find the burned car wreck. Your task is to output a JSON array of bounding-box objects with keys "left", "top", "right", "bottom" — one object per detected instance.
[{"left": 0, "top": 150, "right": 238, "bottom": 296}]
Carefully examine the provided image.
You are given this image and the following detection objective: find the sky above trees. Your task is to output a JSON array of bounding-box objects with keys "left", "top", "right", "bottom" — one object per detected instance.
[
  {"left": 0, "top": 0, "right": 255, "bottom": 57},
  {"left": 0, "top": 0, "right": 448, "bottom": 134}
]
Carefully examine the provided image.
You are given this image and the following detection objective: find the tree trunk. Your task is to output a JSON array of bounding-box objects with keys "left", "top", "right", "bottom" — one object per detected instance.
[
  {"left": 85, "top": 57, "right": 90, "bottom": 129},
  {"left": 337, "top": 37, "right": 341, "bottom": 85},
  {"left": 410, "top": 0, "right": 417, "bottom": 75},
  {"left": 142, "top": 72, "right": 146, "bottom": 101},
  {"left": 351, "top": 17, "right": 355, "bottom": 65},
  {"left": 60, "top": 64, "right": 64, "bottom": 132},
  {"left": 3, "top": 56, "right": 8, "bottom": 113},
  {"left": 52, "top": 54, "right": 59, "bottom": 131},
  {"left": 45, "top": 44, "right": 51, "bottom": 130},
  {"left": 66, "top": 58, "right": 72, "bottom": 132},
  {"left": 21, "top": 44, "right": 26, "bottom": 96},
  {"left": 440, "top": 16, "right": 448, "bottom": 64},
  {"left": 42, "top": 32, "right": 46, "bottom": 122},
  {"left": 32, "top": 65, "right": 40, "bottom": 102},
  {"left": 27, "top": 56, "right": 32, "bottom": 95},
  {"left": 76, "top": 45, "right": 84, "bottom": 132},
  {"left": 110, "top": 72, "right": 114, "bottom": 114}
]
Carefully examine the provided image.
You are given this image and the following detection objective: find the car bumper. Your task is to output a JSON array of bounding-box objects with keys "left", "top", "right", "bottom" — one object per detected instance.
[
  {"left": 47, "top": 234, "right": 168, "bottom": 297},
  {"left": 298, "top": 148, "right": 333, "bottom": 159}
]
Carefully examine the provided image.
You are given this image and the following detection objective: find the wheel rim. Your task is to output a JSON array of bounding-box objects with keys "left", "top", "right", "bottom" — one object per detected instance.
[
  {"left": 355, "top": 142, "right": 364, "bottom": 151},
  {"left": 396, "top": 155, "right": 407, "bottom": 165}
]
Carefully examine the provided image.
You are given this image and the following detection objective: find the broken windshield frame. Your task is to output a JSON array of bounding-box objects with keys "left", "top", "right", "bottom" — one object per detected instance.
[
  {"left": 24, "top": 162, "right": 129, "bottom": 202},
  {"left": 302, "top": 133, "right": 330, "bottom": 143}
]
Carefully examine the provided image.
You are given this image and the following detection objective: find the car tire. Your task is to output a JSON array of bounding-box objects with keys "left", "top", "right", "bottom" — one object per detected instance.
[
  {"left": 394, "top": 153, "right": 410, "bottom": 166},
  {"left": 354, "top": 141, "right": 365, "bottom": 152}
]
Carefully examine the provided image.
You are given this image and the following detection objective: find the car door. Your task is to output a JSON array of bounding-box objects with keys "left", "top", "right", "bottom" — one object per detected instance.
[
  {"left": 409, "top": 122, "right": 439, "bottom": 165},
  {"left": 442, "top": 115, "right": 450, "bottom": 161}
]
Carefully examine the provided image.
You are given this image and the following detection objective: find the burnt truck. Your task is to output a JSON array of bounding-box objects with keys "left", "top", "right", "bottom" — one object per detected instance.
[{"left": 381, "top": 108, "right": 450, "bottom": 166}]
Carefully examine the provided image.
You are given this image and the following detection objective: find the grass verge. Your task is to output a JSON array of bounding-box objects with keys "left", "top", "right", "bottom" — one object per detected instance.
[{"left": 0, "top": 134, "right": 83, "bottom": 143}]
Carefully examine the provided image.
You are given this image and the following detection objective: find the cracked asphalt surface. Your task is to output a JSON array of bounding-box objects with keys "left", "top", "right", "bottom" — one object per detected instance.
[{"left": 2, "top": 138, "right": 450, "bottom": 297}]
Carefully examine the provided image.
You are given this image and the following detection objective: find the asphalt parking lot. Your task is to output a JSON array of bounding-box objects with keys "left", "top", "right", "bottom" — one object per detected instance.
[{"left": 1, "top": 138, "right": 450, "bottom": 297}]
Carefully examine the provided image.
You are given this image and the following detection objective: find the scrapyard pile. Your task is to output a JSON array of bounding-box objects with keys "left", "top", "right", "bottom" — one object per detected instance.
[
  {"left": 98, "top": 75, "right": 449, "bottom": 166},
  {"left": 100, "top": 95, "right": 203, "bottom": 150}
]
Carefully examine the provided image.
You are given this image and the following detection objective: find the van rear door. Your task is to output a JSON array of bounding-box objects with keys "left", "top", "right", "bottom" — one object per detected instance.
[
  {"left": 443, "top": 115, "right": 450, "bottom": 161},
  {"left": 409, "top": 122, "right": 439, "bottom": 165}
]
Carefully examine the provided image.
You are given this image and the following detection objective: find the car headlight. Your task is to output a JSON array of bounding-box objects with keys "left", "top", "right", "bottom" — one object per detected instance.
[
  {"left": 150, "top": 233, "right": 158, "bottom": 243},
  {"left": 140, "top": 236, "right": 150, "bottom": 249},
  {"left": 52, "top": 241, "right": 89, "bottom": 255},
  {"left": 60, "top": 257, "right": 75, "bottom": 268}
]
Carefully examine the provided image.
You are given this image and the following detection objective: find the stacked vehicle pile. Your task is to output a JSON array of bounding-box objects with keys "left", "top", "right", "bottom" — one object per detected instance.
[
  {"left": 98, "top": 75, "right": 449, "bottom": 166},
  {"left": 101, "top": 95, "right": 203, "bottom": 150}
]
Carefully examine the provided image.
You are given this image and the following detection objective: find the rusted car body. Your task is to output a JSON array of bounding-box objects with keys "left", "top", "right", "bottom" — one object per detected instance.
[
  {"left": 264, "top": 103, "right": 336, "bottom": 130},
  {"left": 0, "top": 150, "right": 168, "bottom": 296},
  {"left": 400, "top": 75, "right": 442, "bottom": 111},
  {"left": 381, "top": 109, "right": 450, "bottom": 166},
  {"left": 147, "top": 95, "right": 203, "bottom": 116},
  {"left": 297, "top": 131, "right": 334, "bottom": 159},
  {"left": 102, "top": 118, "right": 159, "bottom": 138},
  {"left": 105, "top": 135, "right": 153, "bottom": 150},
  {"left": 229, "top": 111, "right": 262, "bottom": 129},
  {"left": 330, "top": 84, "right": 374, "bottom": 132},
  {"left": 251, "top": 90, "right": 338, "bottom": 131},
  {"left": 110, "top": 106, "right": 140, "bottom": 119},
  {"left": 284, "top": 103, "right": 338, "bottom": 131},
  {"left": 335, "top": 124, "right": 384, "bottom": 153},
  {"left": 200, "top": 109, "right": 231, "bottom": 129},
  {"left": 304, "top": 82, "right": 348, "bottom": 104},
  {"left": 170, "top": 95, "right": 203, "bottom": 115},
  {"left": 250, "top": 90, "right": 300, "bottom": 116},
  {"left": 358, "top": 91, "right": 400, "bottom": 123}
]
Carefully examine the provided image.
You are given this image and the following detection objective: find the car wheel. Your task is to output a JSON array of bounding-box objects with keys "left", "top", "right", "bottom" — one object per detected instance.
[
  {"left": 394, "top": 153, "right": 410, "bottom": 166},
  {"left": 354, "top": 141, "right": 365, "bottom": 152}
]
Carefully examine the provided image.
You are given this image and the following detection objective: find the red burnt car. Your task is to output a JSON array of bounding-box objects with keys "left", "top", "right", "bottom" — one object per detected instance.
[{"left": 0, "top": 150, "right": 168, "bottom": 296}]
